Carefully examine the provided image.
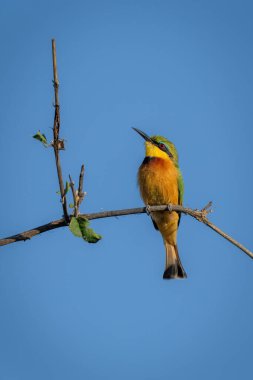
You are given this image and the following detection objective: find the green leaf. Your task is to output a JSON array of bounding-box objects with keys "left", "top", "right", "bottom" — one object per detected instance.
[
  {"left": 56, "top": 181, "right": 70, "bottom": 196},
  {"left": 69, "top": 217, "right": 82, "bottom": 237},
  {"left": 65, "top": 181, "right": 70, "bottom": 195},
  {"left": 78, "top": 217, "right": 102, "bottom": 243},
  {"left": 69, "top": 203, "right": 74, "bottom": 208},
  {"left": 69, "top": 216, "right": 102, "bottom": 243},
  {"left": 33, "top": 131, "right": 48, "bottom": 147}
]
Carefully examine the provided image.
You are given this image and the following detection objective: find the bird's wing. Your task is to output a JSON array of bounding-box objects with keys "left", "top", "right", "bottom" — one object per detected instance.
[{"left": 177, "top": 170, "right": 184, "bottom": 226}]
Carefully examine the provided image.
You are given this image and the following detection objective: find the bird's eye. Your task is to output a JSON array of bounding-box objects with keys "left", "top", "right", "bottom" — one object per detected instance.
[{"left": 159, "top": 143, "right": 166, "bottom": 151}]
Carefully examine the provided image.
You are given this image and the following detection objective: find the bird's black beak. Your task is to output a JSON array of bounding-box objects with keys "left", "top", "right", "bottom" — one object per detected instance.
[{"left": 132, "top": 127, "right": 153, "bottom": 143}]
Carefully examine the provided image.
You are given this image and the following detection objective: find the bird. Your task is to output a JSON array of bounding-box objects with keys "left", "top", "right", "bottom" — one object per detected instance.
[{"left": 133, "top": 127, "right": 187, "bottom": 280}]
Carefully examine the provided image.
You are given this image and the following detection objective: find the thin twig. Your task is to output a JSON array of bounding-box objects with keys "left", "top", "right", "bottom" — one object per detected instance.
[
  {"left": 77, "top": 164, "right": 85, "bottom": 209},
  {"left": 0, "top": 204, "right": 252, "bottom": 260},
  {"left": 52, "top": 39, "right": 69, "bottom": 223},
  {"left": 69, "top": 166, "right": 85, "bottom": 217},
  {"left": 69, "top": 175, "right": 78, "bottom": 217},
  {"left": 202, "top": 218, "right": 253, "bottom": 258}
]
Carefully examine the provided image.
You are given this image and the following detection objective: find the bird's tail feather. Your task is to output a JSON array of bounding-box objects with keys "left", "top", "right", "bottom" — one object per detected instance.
[{"left": 163, "top": 242, "right": 187, "bottom": 280}]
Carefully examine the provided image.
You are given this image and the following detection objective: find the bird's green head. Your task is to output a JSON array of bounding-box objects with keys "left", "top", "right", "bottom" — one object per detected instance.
[{"left": 133, "top": 128, "right": 179, "bottom": 165}]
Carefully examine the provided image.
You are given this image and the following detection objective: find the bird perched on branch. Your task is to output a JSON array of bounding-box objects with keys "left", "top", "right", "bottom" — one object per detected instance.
[{"left": 133, "top": 128, "right": 186, "bottom": 280}]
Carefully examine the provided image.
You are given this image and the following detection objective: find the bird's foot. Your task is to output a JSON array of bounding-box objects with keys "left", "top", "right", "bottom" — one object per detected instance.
[
  {"left": 167, "top": 204, "right": 173, "bottom": 212},
  {"left": 146, "top": 205, "right": 152, "bottom": 215}
]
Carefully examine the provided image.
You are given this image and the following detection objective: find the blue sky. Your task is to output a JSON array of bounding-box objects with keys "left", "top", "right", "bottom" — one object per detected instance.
[{"left": 1, "top": 0, "right": 253, "bottom": 379}]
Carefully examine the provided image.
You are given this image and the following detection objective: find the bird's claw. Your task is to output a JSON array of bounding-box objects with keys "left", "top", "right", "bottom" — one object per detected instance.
[
  {"left": 146, "top": 205, "right": 152, "bottom": 215},
  {"left": 167, "top": 204, "right": 173, "bottom": 212}
]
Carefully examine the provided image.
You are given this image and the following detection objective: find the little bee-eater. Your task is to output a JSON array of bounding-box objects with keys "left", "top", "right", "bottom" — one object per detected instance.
[{"left": 133, "top": 128, "right": 186, "bottom": 280}]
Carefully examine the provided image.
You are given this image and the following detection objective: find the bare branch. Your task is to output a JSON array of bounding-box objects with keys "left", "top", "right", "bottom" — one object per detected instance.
[
  {"left": 0, "top": 219, "right": 66, "bottom": 246},
  {"left": 0, "top": 204, "right": 252, "bottom": 260},
  {"left": 51, "top": 39, "right": 69, "bottom": 223},
  {"left": 201, "top": 218, "right": 253, "bottom": 259}
]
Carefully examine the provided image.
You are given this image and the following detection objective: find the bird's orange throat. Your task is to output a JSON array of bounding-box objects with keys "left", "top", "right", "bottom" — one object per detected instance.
[
  {"left": 141, "top": 156, "right": 175, "bottom": 172},
  {"left": 138, "top": 156, "right": 179, "bottom": 206}
]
